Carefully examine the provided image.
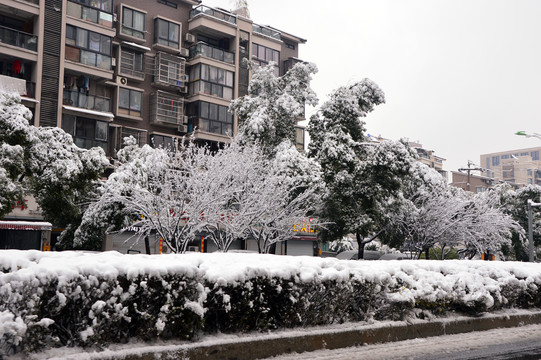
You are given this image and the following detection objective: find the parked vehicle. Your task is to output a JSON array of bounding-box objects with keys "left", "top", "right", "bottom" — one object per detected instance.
[
  {"left": 336, "top": 250, "right": 383, "bottom": 260},
  {"left": 378, "top": 253, "right": 410, "bottom": 260}
]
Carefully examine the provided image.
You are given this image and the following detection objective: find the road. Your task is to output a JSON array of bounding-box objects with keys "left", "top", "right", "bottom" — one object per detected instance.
[{"left": 267, "top": 324, "right": 541, "bottom": 360}]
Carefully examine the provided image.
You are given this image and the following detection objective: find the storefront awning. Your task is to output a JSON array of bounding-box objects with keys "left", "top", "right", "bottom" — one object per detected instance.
[{"left": 0, "top": 221, "right": 52, "bottom": 231}]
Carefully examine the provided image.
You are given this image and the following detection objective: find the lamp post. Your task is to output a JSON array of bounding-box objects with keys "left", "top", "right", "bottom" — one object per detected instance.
[{"left": 516, "top": 131, "right": 541, "bottom": 140}]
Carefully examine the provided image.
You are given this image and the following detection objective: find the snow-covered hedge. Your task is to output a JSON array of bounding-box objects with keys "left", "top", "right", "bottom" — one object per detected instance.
[{"left": 1, "top": 251, "right": 541, "bottom": 356}]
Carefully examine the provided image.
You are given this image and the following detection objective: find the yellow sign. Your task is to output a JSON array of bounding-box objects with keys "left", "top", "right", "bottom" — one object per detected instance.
[{"left": 293, "top": 218, "right": 318, "bottom": 234}]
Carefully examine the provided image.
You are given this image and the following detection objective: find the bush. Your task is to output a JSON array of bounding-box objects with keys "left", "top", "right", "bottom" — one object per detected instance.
[{"left": 2, "top": 251, "right": 541, "bottom": 356}]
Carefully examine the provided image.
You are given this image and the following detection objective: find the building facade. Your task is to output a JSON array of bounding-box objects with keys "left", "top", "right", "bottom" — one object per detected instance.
[
  {"left": 481, "top": 147, "right": 541, "bottom": 187},
  {"left": 0, "top": 0, "right": 308, "bottom": 156},
  {"left": 0, "top": 0, "right": 311, "bottom": 252}
]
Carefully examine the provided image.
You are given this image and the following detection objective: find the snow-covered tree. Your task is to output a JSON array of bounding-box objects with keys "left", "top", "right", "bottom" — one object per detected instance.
[
  {"left": 230, "top": 61, "right": 318, "bottom": 153},
  {"left": 0, "top": 91, "right": 108, "bottom": 247},
  {"left": 308, "top": 80, "right": 417, "bottom": 260},
  {"left": 385, "top": 163, "right": 522, "bottom": 260},
  {"left": 328, "top": 236, "right": 354, "bottom": 253},
  {"left": 77, "top": 136, "right": 322, "bottom": 253}
]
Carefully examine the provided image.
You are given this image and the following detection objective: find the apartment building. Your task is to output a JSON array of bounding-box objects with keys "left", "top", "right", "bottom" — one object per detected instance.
[
  {"left": 0, "top": 0, "right": 308, "bottom": 156},
  {"left": 408, "top": 141, "right": 447, "bottom": 180},
  {"left": 481, "top": 147, "right": 541, "bottom": 187}
]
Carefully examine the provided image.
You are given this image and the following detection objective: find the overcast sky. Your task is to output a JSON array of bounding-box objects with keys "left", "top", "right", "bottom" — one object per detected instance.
[{"left": 200, "top": 0, "right": 541, "bottom": 174}]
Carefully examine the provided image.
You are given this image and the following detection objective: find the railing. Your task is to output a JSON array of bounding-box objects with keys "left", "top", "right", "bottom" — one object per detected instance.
[
  {"left": 66, "top": 1, "right": 114, "bottom": 27},
  {"left": 0, "top": 25, "right": 38, "bottom": 51},
  {"left": 190, "top": 42, "right": 234, "bottom": 64},
  {"left": 189, "top": 5, "right": 237, "bottom": 25},
  {"left": 153, "top": 52, "right": 187, "bottom": 88},
  {"left": 120, "top": 49, "right": 145, "bottom": 79},
  {"left": 252, "top": 24, "right": 280, "bottom": 41},
  {"left": 150, "top": 91, "right": 184, "bottom": 126},
  {"left": 63, "top": 90, "right": 111, "bottom": 112}
]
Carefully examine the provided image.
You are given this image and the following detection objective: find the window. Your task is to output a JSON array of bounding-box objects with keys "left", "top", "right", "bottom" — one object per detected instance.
[
  {"left": 528, "top": 169, "right": 533, "bottom": 177},
  {"left": 118, "top": 88, "right": 143, "bottom": 117},
  {"left": 501, "top": 154, "right": 509, "bottom": 159},
  {"left": 285, "top": 42, "right": 295, "bottom": 50},
  {"left": 150, "top": 134, "right": 174, "bottom": 149},
  {"left": 186, "top": 101, "right": 233, "bottom": 135},
  {"left": 122, "top": 7, "right": 145, "bottom": 39},
  {"left": 188, "top": 64, "right": 234, "bottom": 100},
  {"left": 532, "top": 151, "right": 540, "bottom": 161},
  {"left": 62, "top": 114, "right": 108, "bottom": 152},
  {"left": 475, "top": 187, "right": 486, "bottom": 193},
  {"left": 154, "top": 18, "right": 180, "bottom": 49},
  {"left": 120, "top": 47, "right": 145, "bottom": 78},
  {"left": 65, "top": 25, "right": 112, "bottom": 69},
  {"left": 252, "top": 43, "right": 280, "bottom": 76},
  {"left": 492, "top": 156, "right": 500, "bottom": 166},
  {"left": 157, "top": 0, "right": 177, "bottom": 8}
]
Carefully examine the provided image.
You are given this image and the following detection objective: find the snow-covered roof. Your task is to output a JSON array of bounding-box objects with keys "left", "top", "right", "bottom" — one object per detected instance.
[
  {"left": 0, "top": 220, "right": 52, "bottom": 231},
  {"left": 62, "top": 105, "right": 114, "bottom": 120}
]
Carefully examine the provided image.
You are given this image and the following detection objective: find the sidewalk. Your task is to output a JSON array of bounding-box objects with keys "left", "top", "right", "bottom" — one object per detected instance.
[{"left": 29, "top": 310, "right": 541, "bottom": 360}]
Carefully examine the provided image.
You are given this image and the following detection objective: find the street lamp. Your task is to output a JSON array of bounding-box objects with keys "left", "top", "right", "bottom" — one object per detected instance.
[{"left": 516, "top": 131, "right": 541, "bottom": 140}]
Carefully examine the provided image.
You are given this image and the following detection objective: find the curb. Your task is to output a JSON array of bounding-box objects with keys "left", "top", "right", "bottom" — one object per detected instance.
[{"left": 90, "top": 311, "right": 541, "bottom": 360}]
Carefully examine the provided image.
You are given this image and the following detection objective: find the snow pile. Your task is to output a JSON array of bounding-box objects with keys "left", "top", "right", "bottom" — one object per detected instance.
[{"left": 1, "top": 250, "right": 541, "bottom": 356}]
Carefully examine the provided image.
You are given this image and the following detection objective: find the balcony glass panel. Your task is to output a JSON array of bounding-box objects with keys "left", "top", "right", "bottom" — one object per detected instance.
[
  {"left": 252, "top": 24, "right": 281, "bottom": 41},
  {"left": 0, "top": 25, "right": 37, "bottom": 51},
  {"left": 63, "top": 90, "right": 111, "bottom": 112},
  {"left": 189, "top": 42, "right": 234, "bottom": 64},
  {"left": 189, "top": 5, "right": 237, "bottom": 25}
]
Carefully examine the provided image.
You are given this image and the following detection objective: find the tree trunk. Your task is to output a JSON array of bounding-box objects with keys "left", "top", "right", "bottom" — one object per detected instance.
[
  {"left": 144, "top": 236, "right": 151, "bottom": 255},
  {"left": 425, "top": 248, "right": 430, "bottom": 260},
  {"left": 356, "top": 231, "right": 365, "bottom": 260}
]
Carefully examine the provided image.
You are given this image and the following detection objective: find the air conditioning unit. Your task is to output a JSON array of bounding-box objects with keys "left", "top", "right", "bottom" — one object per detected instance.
[
  {"left": 116, "top": 76, "right": 128, "bottom": 86},
  {"left": 182, "top": 115, "right": 188, "bottom": 124},
  {"left": 182, "top": 74, "right": 189, "bottom": 82},
  {"left": 185, "top": 33, "right": 196, "bottom": 43},
  {"left": 179, "top": 48, "right": 189, "bottom": 58},
  {"left": 111, "top": 58, "right": 116, "bottom": 67},
  {"left": 113, "top": 13, "right": 118, "bottom": 22},
  {"left": 187, "top": 246, "right": 199, "bottom": 252},
  {"left": 178, "top": 124, "right": 188, "bottom": 133},
  {"left": 180, "top": 85, "right": 188, "bottom": 93}
]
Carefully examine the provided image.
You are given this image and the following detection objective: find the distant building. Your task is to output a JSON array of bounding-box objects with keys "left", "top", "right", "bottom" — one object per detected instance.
[
  {"left": 408, "top": 141, "right": 447, "bottom": 180},
  {"left": 450, "top": 171, "right": 495, "bottom": 193},
  {"left": 480, "top": 147, "right": 541, "bottom": 187}
]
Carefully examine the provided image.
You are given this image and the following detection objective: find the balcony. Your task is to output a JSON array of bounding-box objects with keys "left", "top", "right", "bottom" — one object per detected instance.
[
  {"left": 190, "top": 6, "right": 237, "bottom": 25},
  {"left": 63, "top": 90, "right": 111, "bottom": 113},
  {"left": 66, "top": 1, "right": 114, "bottom": 28},
  {"left": 189, "top": 42, "right": 234, "bottom": 65},
  {"left": 150, "top": 91, "right": 184, "bottom": 127},
  {"left": 152, "top": 52, "right": 187, "bottom": 90},
  {"left": 252, "top": 24, "right": 281, "bottom": 41},
  {"left": 0, "top": 25, "right": 37, "bottom": 52}
]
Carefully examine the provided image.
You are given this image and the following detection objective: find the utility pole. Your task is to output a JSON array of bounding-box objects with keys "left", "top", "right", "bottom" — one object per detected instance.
[{"left": 458, "top": 161, "right": 485, "bottom": 192}]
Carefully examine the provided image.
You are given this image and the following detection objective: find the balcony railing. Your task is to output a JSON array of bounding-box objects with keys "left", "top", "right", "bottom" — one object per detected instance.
[
  {"left": 0, "top": 25, "right": 38, "bottom": 51},
  {"left": 66, "top": 1, "right": 114, "bottom": 27},
  {"left": 190, "top": 5, "right": 237, "bottom": 25},
  {"left": 152, "top": 52, "right": 187, "bottom": 89},
  {"left": 150, "top": 91, "right": 184, "bottom": 126},
  {"left": 63, "top": 90, "right": 111, "bottom": 112},
  {"left": 190, "top": 42, "right": 234, "bottom": 64},
  {"left": 252, "top": 24, "right": 280, "bottom": 41}
]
